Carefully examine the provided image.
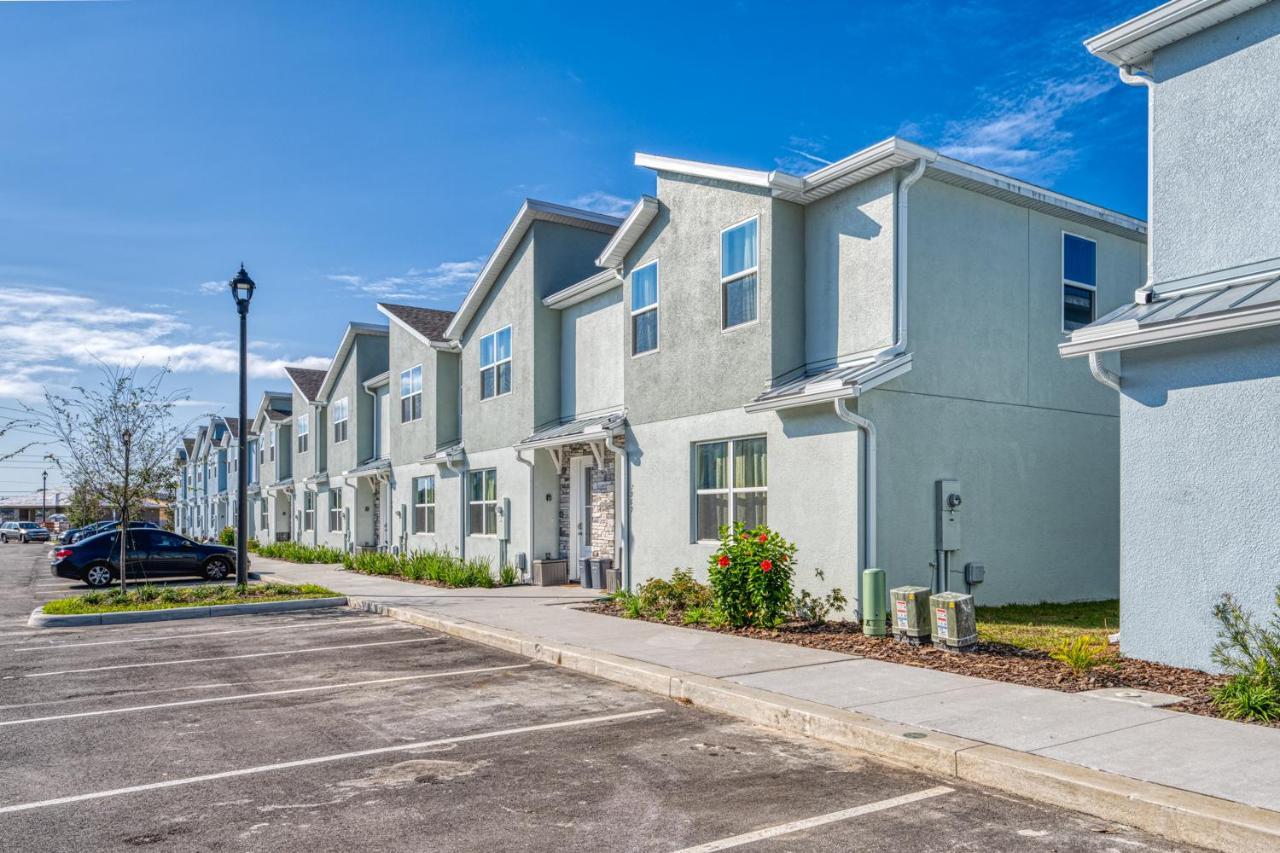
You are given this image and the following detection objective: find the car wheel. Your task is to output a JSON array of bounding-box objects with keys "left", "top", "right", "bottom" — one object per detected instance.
[
  {"left": 1, "top": 535, "right": 7, "bottom": 543},
  {"left": 203, "top": 558, "right": 231, "bottom": 582},
  {"left": 20, "top": 535, "right": 27, "bottom": 544},
  {"left": 83, "top": 564, "right": 113, "bottom": 588}
]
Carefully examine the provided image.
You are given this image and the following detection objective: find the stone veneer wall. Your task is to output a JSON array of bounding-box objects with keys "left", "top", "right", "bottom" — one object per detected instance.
[{"left": 556, "top": 442, "right": 616, "bottom": 561}]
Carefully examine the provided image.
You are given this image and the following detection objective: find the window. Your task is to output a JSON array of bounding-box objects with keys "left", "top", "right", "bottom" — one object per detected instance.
[
  {"left": 480, "top": 326, "right": 512, "bottom": 400},
  {"left": 399, "top": 366, "right": 422, "bottom": 422},
  {"left": 413, "top": 476, "right": 436, "bottom": 533},
  {"left": 229, "top": 448, "right": 237, "bottom": 475},
  {"left": 296, "top": 414, "right": 309, "bottom": 453},
  {"left": 631, "top": 261, "right": 659, "bottom": 355},
  {"left": 721, "top": 217, "right": 759, "bottom": 329},
  {"left": 303, "top": 490, "right": 315, "bottom": 531},
  {"left": 332, "top": 397, "right": 349, "bottom": 443},
  {"left": 695, "top": 437, "right": 767, "bottom": 541},
  {"left": 1063, "top": 233, "right": 1097, "bottom": 332},
  {"left": 259, "top": 498, "right": 269, "bottom": 531},
  {"left": 468, "top": 469, "right": 498, "bottom": 535},
  {"left": 328, "top": 489, "right": 343, "bottom": 532},
  {"left": 268, "top": 427, "right": 276, "bottom": 462}
]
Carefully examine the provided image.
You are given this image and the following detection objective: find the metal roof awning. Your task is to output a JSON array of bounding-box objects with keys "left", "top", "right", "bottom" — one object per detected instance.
[
  {"left": 517, "top": 411, "right": 625, "bottom": 467},
  {"left": 1060, "top": 273, "right": 1280, "bottom": 357},
  {"left": 745, "top": 353, "right": 913, "bottom": 413},
  {"left": 343, "top": 458, "right": 391, "bottom": 479},
  {"left": 423, "top": 441, "right": 465, "bottom": 466}
]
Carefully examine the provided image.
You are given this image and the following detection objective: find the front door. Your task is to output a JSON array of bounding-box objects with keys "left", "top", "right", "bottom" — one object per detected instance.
[{"left": 568, "top": 456, "right": 593, "bottom": 582}]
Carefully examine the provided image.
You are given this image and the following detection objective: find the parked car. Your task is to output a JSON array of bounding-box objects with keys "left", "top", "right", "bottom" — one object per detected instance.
[
  {"left": 0, "top": 521, "right": 51, "bottom": 543},
  {"left": 51, "top": 528, "right": 241, "bottom": 587},
  {"left": 61, "top": 520, "right": 158, "bottom": 545}
]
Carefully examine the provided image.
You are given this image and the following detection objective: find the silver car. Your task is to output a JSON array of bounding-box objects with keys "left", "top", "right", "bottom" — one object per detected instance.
[{"left": 0, "top": 521, "right": 51, "bottom": 543}]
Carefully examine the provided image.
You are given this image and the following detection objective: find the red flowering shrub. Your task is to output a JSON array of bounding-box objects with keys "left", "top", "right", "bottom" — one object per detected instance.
[{"left": 707, "top": 522, "right": 796, "bottom": 627}]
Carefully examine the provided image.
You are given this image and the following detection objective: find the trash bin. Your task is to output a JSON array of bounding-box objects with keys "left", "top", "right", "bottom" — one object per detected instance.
[
  {"left": 578, "top": 557, "right": 594, "bottom": 588},
  {"left": 590, "top": 557, "right": 612, "bottom": 590}
]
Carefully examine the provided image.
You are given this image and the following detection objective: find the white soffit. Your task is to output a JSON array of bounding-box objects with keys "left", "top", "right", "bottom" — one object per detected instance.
[
  {"left": 595, "top": 195, "right": 660, "bottom": 269},
  {"left": 543, "top": 269, "right": 621, "bottom": 308},
  {"left": 1085, "top": 0, "right": 1270, "bottom": 69}
]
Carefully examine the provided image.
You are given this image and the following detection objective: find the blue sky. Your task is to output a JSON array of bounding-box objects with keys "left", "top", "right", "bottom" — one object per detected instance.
[{"left": 0, "top": 0, "right": 1151, "bottom": 493}]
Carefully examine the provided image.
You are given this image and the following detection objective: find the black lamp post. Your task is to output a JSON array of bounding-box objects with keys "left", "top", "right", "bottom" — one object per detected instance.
[
  {"left": 40, "top": 470, "right": 47, "bottom": 525},
  {"left": 229, "top": 264, "right": 256, "bottom": 586}
]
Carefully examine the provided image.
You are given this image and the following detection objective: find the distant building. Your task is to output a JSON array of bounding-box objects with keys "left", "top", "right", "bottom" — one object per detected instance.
[{"left": 0, "top": 491, "right": 67, "bottom": 523}]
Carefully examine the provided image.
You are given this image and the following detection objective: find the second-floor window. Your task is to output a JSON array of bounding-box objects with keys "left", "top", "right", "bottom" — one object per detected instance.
[
  {"left": 303, "top": 490, "right": 315, "bottom": 531},
  {"left": 230, "top": 448, "right": 237, "bottom": 475},
  {"left": 480, "top": 326, "right": 511, "bottom": 400},
  {"left": 413, "top": 476, "right": 435, "bottom": 534},
  {"left": 1063, "top": 232, "right": 1097, "bottom": 332},
  {"left": 695, "top": 436, "right": 767, "bottom": 542},
  {"left": 328, "top": 489, "right": 343, "bottom": 532},
  {"left": 632, "top": 261, "right": 659, "bottom": 355},
  {"left": 332, "top": 397, "right": 349, "bottom": 443},
  {"left": 400, "top": 365, "right": 422, "bottom": 422},
  {"left": 468, "top": 469, "right": 498, "bottom": 535},
  {"left": 296, "top": 414, "right": 309, "bottom": 453},
  {"left": 269, "top": 427, "right": 276, "bottom": 462},
  {"left": 721, "top": 216, "right": 759, "bottom": 330},
  {"left": 259, "top": 497, "right": 269, "bottom": 531}
]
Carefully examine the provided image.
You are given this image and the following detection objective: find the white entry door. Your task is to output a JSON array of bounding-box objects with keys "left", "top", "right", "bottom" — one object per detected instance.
[{"left": 568, "top": 456, "right": 593, "bottom": 582}]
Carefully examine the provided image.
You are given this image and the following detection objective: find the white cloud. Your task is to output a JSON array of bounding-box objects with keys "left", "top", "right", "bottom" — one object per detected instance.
[
  {"left": 568, "top": 191, "right": 634, "bottom": 218},
  {"left": 329, "top": 259, "right": 484, "bottom": 302},
  {"left": 197, "top": 280, "right": 224, "bottom": 296},
  {"left": 940, "top": 75, "right": 1114, "bottom": 181},
  {"left": 0, "top": 285, "right": 330, "bottom": 399},
  {"left": 774, "top": 136, "right": 833, "bottom": 174}
]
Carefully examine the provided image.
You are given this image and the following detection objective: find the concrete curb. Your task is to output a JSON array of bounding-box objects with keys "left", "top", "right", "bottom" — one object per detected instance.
[
  {"left": 346, "top": 596, "right": 1280, "bottom": 853},
  {"left": 28, "top": 596, "right": 348, "bottom": 628}
]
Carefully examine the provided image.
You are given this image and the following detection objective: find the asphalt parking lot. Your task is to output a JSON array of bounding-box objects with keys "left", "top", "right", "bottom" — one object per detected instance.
[{"left": 0, "top": 545, "right": 1197, "bottom": 851}]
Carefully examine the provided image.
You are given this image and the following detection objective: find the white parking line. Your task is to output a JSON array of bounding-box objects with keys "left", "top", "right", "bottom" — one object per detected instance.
[
  {"left": 0, "top": 707, "right": 665, "bottom": 815},
  {"left": 16, "top": 637, "right": 440, "bottom": 678},
  {"left": 670, "top": 786, "right": 955, "bottom": 852},
  {"left": 0, "top": 664, "right": 531, "bottom": 726},
  {"left": 11, "top": 617, "right": 393, "bottom": 652}
]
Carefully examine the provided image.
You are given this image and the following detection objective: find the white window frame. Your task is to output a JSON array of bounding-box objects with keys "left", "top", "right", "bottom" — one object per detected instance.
[
  {"left": 631, "top": 259, "right": 660, "bottom": 357},
  {"left": 719, "top": 215, "right": 760, "bottom": 332},
  {"left": 332, "top": 397, "right": 349, "bottom": 443},
  {"left": 1062, "top": 231, "right": 1098, "bottom": 334},
  {"left": 268, "top": 427, "right": 276, "bottom": 462},
  {"left": 328, "top": 488, "right": 343, "bottom": 532},
  {"left": 296, "top": 414, "right": 309, "bottom": 454},
  {"left": 412, "top": 475, "right": 436, "bottom": 534},
  {"left": 468, "top": 469, "right": 498, "bottom": 536},
  {"left": 259, "top": 497, "right": 269, "bottom": 531},
  {"left": 303, "top": 490, "right": 315, "bottom": 531},
  {"left": 400, "top": 365, "right": 422, "bottom": 423},
  {"left": 479, "top": 325, "right": 512, "bottom": 401},
  {"left": 694, "top": 435, "right": 768, "bottom": 543}
]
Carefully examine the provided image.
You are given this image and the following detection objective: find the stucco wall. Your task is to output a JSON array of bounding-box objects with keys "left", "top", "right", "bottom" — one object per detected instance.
[
  {"left": 1118, "top": 328, "right": 1280, "bottom": 671},
  {"left": 388, "top": 460, "right": 463, "bottom": 556},
  {"left": 559, "top": 287, "right": 624, "bottom": 419},
  {"left": 290, "top": 388, "right": 316, "bottom": 483},
  {"left": 325, "top": 334, "right": 391, "bottom": 477},
  {"left": 804, "top": 171, "right": 896, "bottom": 366},
  {"left": 1151, "top": 2, "right": 1280, "bottom": 283}
]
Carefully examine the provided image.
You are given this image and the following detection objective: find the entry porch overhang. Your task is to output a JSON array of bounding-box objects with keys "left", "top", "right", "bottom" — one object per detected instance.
[
  {"left": 517, "top": 410, "right": 626, "bottom": 469},
  {"left": 744, "top": 352, "right": 913, "bottom": 413},
  {"left": 343, "top": 458, "right": 392, "bottom": 479}
]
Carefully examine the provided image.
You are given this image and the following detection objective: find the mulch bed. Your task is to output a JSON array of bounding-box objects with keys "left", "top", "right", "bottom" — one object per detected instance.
[{"left": 585, "top": 601, "right": 1250, "bottom": 724}]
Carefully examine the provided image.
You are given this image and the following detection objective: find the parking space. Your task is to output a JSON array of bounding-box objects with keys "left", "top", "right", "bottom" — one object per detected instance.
[{"left": 0, "top": 547, "right": 1196, "bottom": 851}]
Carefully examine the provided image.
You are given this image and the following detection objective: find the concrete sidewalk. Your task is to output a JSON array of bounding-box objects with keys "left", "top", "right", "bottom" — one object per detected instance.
[{"left": 254, "top": 557, "right": 1280, "bottom": 851}]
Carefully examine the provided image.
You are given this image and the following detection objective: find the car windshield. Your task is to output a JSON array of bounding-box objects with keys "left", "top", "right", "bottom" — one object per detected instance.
[{"left": 18, "top": 523, "right": 39, "bottom": 529}]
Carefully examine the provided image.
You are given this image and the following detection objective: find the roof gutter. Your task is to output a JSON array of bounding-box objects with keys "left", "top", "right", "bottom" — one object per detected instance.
[
  {"left": 885, "top": 153, "right": 937, "bottom": 359},
  {"left": 1120, "top": 63, "right": 1157, "bottom": 304}
]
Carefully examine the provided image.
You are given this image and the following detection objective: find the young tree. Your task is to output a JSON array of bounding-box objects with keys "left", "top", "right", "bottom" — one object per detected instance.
[
  {"left": 65, "top": 480, "right": 102, "bottom": 529},
  {"left": 7, "top": 365, "right": 192, "bottom": 591}
]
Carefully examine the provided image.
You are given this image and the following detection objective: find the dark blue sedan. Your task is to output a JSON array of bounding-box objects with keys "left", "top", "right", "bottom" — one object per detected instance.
[{"left": 52, "top": 528, "right": 242, "bottom": 588}]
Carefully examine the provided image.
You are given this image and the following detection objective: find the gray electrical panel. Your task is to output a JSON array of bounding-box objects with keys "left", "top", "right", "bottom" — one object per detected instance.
[{"left": 935, "top": 479, "right": 962, "bottom": 550}]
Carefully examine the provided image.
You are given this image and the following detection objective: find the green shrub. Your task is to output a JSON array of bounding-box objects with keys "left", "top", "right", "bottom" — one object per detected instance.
[
  {"left": 707, "top": 523, "right": 796, "bottom": 628},
  {"left": 1049, "top": 635, "right": 1110, "bottom": 675},
  {"left": 246, "top": 538, "right": 259, "bottom": 553},
  {"left": 343, "top": 549, "right": 497, "bottom": 589},
  {"left": 1210, "top": 589, "right": 1280, "bottom": 721},
  {"left": 498, "top": 563, "right": 519, "bottom": 587},
  {"left": 637, "top": 568, "right": 713, "bottom": 615},
  {"left": 793, "top": 578, "right": 848, "bottom": 624},
  {"left": 218, "top": 526, "right": 236, "bottom": 546},
  {"left": 613, "top": 590, "right": 644, "bottom": 619},
  {"left": 255, "top": 541, "right": 345, "bottom": 563}
]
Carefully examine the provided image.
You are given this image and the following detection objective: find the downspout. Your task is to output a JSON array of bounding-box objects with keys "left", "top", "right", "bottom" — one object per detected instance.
[
  {"left": 833, "top": 397, "right": 876, "bottom": 621},
  {"left": 515, "top": 449, "right": 536, "bottom": 581},
  {"left": 885, "top": 153, "right": 937, "bottom": 357},
  {"left": 1120, "top": 64, "right": 1156, "bottom": 304},
  {"left": 1089, "top": 353, "right": 1121, "bottom": 392},
  {"left": 444, "top": 451, "right": 466, "bottom": 559},
  {"left": 607, "top": 434, "right": 631, "bottom": 592}
]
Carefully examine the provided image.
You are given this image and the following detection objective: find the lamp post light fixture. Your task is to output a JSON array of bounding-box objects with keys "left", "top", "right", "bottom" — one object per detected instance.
[{"left": 229, "top": 264, "right": 256, "bottom": 586}]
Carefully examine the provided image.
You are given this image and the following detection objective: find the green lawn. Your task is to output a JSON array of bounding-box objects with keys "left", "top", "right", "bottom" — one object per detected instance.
[
  {"left": 42, "top": 582, "right": 339, "bottom": 615},
  {"left": 975, "top": 599, "right": 1118, "bottom": 653}
]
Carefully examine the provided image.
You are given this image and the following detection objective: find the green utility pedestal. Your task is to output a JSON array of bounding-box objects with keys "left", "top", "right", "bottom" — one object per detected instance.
[{"left": 861, "top": 568, "right": 888, "bottom": 636}]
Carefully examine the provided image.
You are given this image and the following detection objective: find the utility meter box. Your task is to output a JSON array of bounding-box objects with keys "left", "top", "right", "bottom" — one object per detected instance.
[
  {"left": 497, "top": 497, "right": 511, "bottom": 542},
  {"left": 891, "top": 586, "right": 932, "bottom": 643},
  {"left": 935, "top": 479, "right": 962, "bottom": 551},
  {"left": 930, "top": 591, "right": 977, "bottom": 651}
]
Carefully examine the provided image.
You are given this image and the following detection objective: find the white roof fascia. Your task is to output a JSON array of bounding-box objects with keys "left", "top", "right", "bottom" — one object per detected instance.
[
  {"left": 316, "top": 322, "right": 389, "bottom": 402},
  {"left": 543, "top": 269, "right": 622, "bottom": 309},
  {"left": 1085, "top": 0, "right": 1269, "bottom": 69},
  {"left": 444, "top": 200, "right": 623, "bottom": 341},
  {"left": 595, "top": 195, "right": 660, "bottom": 269},
  {"left": 362, "top": 371, "right": 390, "bottom": 390},
  {"left": 634, "top": 152, "right": 775, "bottom": 188},
  {"left": 1060, "top": 302, "right": 1280, "bottom": 357}
]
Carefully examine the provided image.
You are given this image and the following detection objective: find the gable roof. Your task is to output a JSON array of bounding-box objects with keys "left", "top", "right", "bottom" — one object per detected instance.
[
  {"left": 221, "top": 417, "right": 244, "bottom": 441},
  {"left": 315, "top": 321, "right": 389, "bottom": 402},
  {"left": 595, "top": 196, "right": 660, "bottom": 269},
  {"left": 636, "top": 136, "right": 1146, "bottom": 239},
  {"left": 443, "top": 199, "right": 623, "bottom": 340},
  {"left": 1085, "top": 0, "right": 1271, "bottom": 69},
  {"left": 251, "top": 391, "right": 292, "bottom": 432},
  {"left": 377, "top": 303, "right": 457, "bottom": 348},
  {"left": 284, "top": 366, "right": 328, "bottom": 403}
]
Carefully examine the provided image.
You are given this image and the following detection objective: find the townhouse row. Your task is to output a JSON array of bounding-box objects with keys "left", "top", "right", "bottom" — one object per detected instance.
[{"left": 176, "top": 136, "right": 1146, "bottom": 608}]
